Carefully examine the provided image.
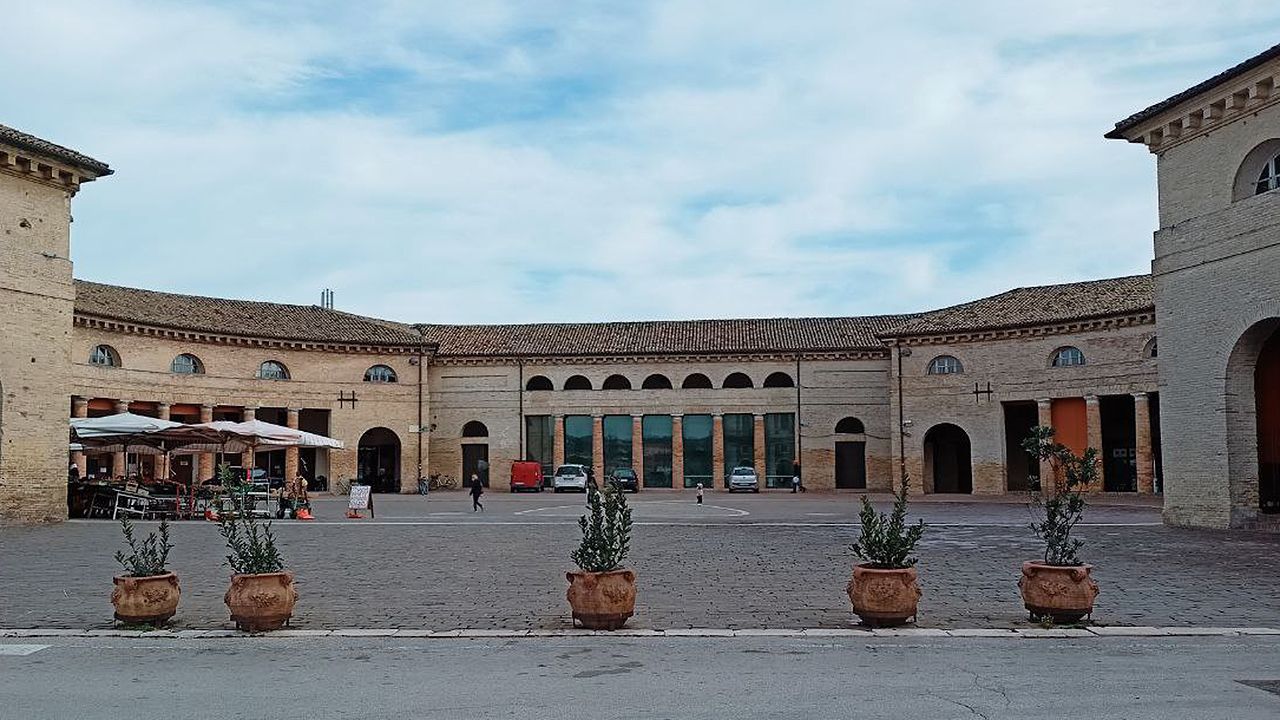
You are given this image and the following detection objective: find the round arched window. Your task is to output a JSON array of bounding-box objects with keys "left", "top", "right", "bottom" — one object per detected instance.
[
  {"left": 171, "top": 353, "right": 204, "bottom": 374},
  {"left": 835, "top": 417, "right": 865, "bottom": 434},
  {"left": 564, "top": 375, "right": 592, "bottom": 390},
  {"left": 723, "top": 372, "right": 754, "bottom": 389},
  {"left": 258, "top": 360, "right": 290, "bottom": 380},
  {"left": 642, "top": 374, "right": 673, "bottom": 389},
  {"left": 1051, "top": 347, "right": 1085, "bottom": 368},
  {"left": 89, "top": 345, "right": 120, "bottom": 368},
  {"left": 364, "top": 364, "right": 398, "bottom": 383},
  {"left": 682, "top": 373, "right": 713, "bottom": 389},
  {"left": 462, "top": 421, "right": 489, "bottom": 438},
  {"left": 1257, "top": 153, "right": 1280, "bottom": 195},
  {"left": 602, "top": 374, "right": 632, "bottom": 390},
  {"left": 927, "top": 355, "right": 963, "bottom": 375},
  {"left": 525, "top": 375, "right": 553, "bottom": 391},
  {"left": 763, "top": 371, "right": 795, "bottom": 388}
]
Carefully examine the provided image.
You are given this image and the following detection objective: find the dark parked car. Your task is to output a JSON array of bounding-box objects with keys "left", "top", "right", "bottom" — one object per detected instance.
[{"left": 607, "top": 467, "right": 639, "bottom": 492}]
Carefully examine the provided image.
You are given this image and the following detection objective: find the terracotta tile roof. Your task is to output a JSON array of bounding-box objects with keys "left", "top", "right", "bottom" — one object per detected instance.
[
  {"left": 416, "top": 315, "right": 917, "bottom": 357},
  {"left": 73, "top": 280, "right": 423, "bottom": 346},
  {"left": 882, "top": 274, "right": 1154, "bottom": 339},
  {"left": 1106, "top": 42, "right": 1280, "bottom": 139},
  {"left": 0, "top": 124, "right": 112, "bottom": 175}
]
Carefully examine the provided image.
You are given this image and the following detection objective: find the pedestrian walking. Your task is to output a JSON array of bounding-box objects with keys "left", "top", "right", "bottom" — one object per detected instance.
[
  {"left": 470, "top": 473, "right": 484, "bottom": 512},
  {"left": 792, "top": 460, "right": 806, "bottom": 493},
  {"left": 696, "top": 482, "right": 704, "bottom": 505}
]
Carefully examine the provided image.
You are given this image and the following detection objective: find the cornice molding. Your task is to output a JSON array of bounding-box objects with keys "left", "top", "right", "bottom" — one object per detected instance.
[
  {"left": 1117, "top": 64, "right": 1280, "bottom": 153},
  {"left": 74, "top": 314, "right": 430, "bottom": 356},
  {"left": 431, "top": 349, "right": 891, "bottom": 366},
  {"left": 0, "top": 145, "right": 97, "bottom": 195},
  {"left": 881, "top": 311, "right": 1155, "bottom": 347}
]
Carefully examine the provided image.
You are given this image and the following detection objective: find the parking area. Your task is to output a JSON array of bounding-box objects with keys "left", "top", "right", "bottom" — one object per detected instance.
[{"left": 3, "top": 492, "right": 1277, "bottom": 631}]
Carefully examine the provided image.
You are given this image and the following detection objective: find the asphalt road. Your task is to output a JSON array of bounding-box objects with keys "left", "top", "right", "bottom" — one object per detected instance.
[{"left": 2, "top": 635, "right": 1277, "bottom": 719}]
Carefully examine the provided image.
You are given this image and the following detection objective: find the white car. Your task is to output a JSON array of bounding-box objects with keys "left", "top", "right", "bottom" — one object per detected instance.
[
  {"left": 726, "top": 466, "right": 760, "bottom": 493},
  {"left": 553, "top": 464, "right": 591, "bottom": 493}
]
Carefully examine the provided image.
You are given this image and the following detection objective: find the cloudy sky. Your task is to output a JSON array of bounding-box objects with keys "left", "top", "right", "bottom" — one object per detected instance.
[{"left": 5, "top": 2, "right": 1279, "bottom": 324}]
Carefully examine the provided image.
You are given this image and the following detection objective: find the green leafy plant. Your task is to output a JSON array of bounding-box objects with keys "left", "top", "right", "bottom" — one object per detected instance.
[
  {"left": 572, "top": 483, "right": 633, "bottom": 573},
  {"left": 1022, "top": 426, "right": 1100, "bottom": 566},
  {"left": 216, "top": 464, "right": 285, "bottom": 575},
  {"left": 113, "top": 517, "right": 173, "bottom": 577},
  {"left": 851, "top": 472, "right": 926, "bottom": 569}
]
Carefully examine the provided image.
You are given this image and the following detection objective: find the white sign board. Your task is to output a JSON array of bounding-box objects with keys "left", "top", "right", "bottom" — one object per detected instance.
[{"left": 348, "top": 485, "right": 371, "bottom": 510}]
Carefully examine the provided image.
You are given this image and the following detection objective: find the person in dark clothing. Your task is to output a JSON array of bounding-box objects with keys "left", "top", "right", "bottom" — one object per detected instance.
[{"left": 470, "top": 473, "right": 484, "bottom": 512}]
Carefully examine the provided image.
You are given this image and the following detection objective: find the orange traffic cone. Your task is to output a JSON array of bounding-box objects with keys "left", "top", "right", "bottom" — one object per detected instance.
[{"left": 297, "top": 508, "right": 314, "bottom": 521}]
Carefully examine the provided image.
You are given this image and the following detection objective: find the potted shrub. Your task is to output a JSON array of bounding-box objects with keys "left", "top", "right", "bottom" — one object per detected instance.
[
  {"left": 111, "top": 518, "right": 180, "bottom": 625},
  {"left": 847, "top": 473, "right": 926, "bottom": 626},
  {"left": 217, "top": 464, "right": 297, "bottom": 632},
  {"left": 566, "top": 483, "right": 636, "bottom": 630},
  {"left": 1019, "top": 426, "right": 1101, "bottom": 623}
]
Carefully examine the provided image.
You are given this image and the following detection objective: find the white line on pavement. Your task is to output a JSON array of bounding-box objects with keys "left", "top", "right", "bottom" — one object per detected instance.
[{"left": 0, "top": 644, "right": 49, "bottom": 655}]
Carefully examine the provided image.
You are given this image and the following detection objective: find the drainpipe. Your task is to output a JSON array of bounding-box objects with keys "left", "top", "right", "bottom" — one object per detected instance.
[
  {"left": 795, "top": 354, "right": 802, "bottom": 476},
  {"left": 518, "top": 361, "right": 525, "bottom": 460},
  {"left": 416, "top": 341, "right": 425, "bottom": 483},
  {"left": 897, "top": 345, "right": 911, "bottom": 484}
]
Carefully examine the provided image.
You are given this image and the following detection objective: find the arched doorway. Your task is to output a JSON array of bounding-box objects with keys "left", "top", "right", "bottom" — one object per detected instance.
[
  {"left": 834, "top": 417, "right": 866, "bottom": 489},
  {"left": 358, "top": 427, "right": 401, "bottom": 493},
  {"left": 1258, "top": 326, "right": 1280, "bottom": 512},
  {"left": 462, "top": 421, "right": 490, "bottom": 488},
  {"left": 1227, "top": 318, "right": 1280, "bottom": 517},
  {"left": 923, "top": 423, "right": 972, "bottom": 494}
]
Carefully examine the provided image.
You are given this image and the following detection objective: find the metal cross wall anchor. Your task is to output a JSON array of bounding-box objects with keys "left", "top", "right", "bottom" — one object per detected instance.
[
  {"left": 337, "top": 390, "right": 360, "bottom": 409},
  {"left": 972, "top": 381, "right": 993, "bottom": 404}
]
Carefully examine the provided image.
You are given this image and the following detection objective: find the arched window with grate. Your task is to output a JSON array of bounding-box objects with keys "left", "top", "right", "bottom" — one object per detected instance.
[
  {"left": 364, "top": 364, "right": 398, "bottom": 383},
  {"left": 89, "top": 345, "right": 120, "bottom": 368},
  {"left": 258, "top": 360, "right": 290, "bottom": 380},
  {"left": 1050, "top": 347, "right": 1085, "bottom": 368},
  {"left": 927, "top": 355, "right": 963, "bottom": 375},
  {"left": 171, "top": 353, "right": 204, "bottom": 374}
]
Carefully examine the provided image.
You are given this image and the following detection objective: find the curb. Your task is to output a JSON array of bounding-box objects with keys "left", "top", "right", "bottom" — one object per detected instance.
[{"left": 3, "top": 626, "right": 1278, "bottom": 640}]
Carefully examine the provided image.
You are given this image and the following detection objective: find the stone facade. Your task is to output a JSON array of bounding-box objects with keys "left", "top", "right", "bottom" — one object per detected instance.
[
  {"left": 1109, "top": 45, "right": 1280, "bottom": 529},
  {"left": 0, "top": 131, "right": 108, "bottom": 524}
]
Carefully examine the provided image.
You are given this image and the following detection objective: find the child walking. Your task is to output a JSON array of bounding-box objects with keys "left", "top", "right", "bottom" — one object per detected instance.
[{"left": 696, "top": 482, "right": 704, "bottom": 505}]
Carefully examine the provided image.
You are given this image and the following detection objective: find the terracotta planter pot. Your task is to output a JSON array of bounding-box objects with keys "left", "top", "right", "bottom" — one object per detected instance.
[
  {"left": 224, "top": 571, "right": 298, "bottom": 632},
  {"left": 1018, "top": 562, "right": 1099, "bottom": 623},
  {"left": 111, "top": 572, "right": 180, "bottom": 625},
  {"left": 566, "top": 569, "right": 636, "bottom": 630},
  {"left": 846, "top": 565, "right": 921, "bottom": 627}
]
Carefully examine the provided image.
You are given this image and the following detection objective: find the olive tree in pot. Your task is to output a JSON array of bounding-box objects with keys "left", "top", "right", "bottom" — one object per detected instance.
[
  {"left": 1020, "top": 426, "right": 1101, "bottom": 623},
  {"left": 217, "top": 464, "right": 297, "bottom": 632},
  {"left": 847, "top": 473, "right": 926, "bottom": 627},
  {"left": 566, "top": 483, "right": 635, "bottom": 630},
  {"left": 111, "top": 518, "right": 180, "bottom": 625}
]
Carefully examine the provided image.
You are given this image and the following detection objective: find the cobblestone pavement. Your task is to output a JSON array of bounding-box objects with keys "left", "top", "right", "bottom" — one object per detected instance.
[{"left": 2, "top": 493, "right": 1276, "bottom": 631}]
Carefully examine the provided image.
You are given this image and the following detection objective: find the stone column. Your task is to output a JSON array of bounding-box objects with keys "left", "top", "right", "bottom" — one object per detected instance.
[
  {"left": 591, "top": 415, "right": 605, "bottom": 482},
  {"left": 241, "top": 406, "right": 259, "bottom": 471},
  {"left": 712, "top": 414, "right": 724, "bottom": 490},
  {"left": 1133, "top": 392, "right": 1155, "bottom": 494},
  {"left": 285, "top": 408, "right": 301, "bottom": 481},
  {"left": 113, "top": 399, "right": 129, "bottom": 476},
  {"left": 752, "top": 413, "right": 766, "bottom": 479},
  {"left": 671, "top": 414, "right": 684, "bottom": 490},
  {"left": 1036, "top": 398, "right": 1054, "bottom": 495},
  {"left": 70, "top": 397, "right": 88, "bottom": 478},
  {"left": 631, "top": 414, "right": 644, "bottom": 487},
  {"left": 156, "top": 402, "right": 171, "bottom": 483},
  {"left": 553, "top": 414, "right": 565, "bottom": 467},
  {"left": 198, "top": 404, "right": 215, "bottom": 482},
  {"left": 1085, "top": 395, "right": 1105, "bottom": 492}
]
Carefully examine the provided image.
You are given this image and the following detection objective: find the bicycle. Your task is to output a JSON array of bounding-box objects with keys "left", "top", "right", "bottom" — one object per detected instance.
[
  {"left": 427, "top": 474, "right": 457, "bottom": 491},
  {"left": 333, "top": 477, "right": 353, "bottom": 495}
]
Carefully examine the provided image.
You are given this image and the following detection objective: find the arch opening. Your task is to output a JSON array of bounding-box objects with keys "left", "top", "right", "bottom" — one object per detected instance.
[
  {"left": 462, "top": 420, "right": 489, "bottom": 438},
  {"left": 682, "top": 373, "right": 713, "bottom": 389},
  {"left": 923, "top": 423, "right": 972, "bottom": 494},
  {"left": 642, "top": 374, "right": 673, "bottom": 389},
  {"left": 723, "top": 372, "right": 754, "bottom": 389},
  {"left": 564, "top": 375, "right": 592, "bottom": 391},
  {"left": 358, "top": 426, "right": 401, "bottom": 493},
  {"left": 525, "top": 375, "right": 553, "bottom": 391},
  {"left": 763, "top": 371, "right": 794, "bottom": 388},
  {"left": 602, "top": 374, "right": 632, "bottom": 390}
]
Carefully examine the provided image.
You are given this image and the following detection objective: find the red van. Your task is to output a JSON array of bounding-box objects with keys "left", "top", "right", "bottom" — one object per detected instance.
[{"left": 510, "top": 461, "right": 545, "bottom": 492}]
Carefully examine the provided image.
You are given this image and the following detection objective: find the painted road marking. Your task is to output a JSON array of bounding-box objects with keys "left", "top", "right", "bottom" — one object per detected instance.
[
  {"left": 513, "top": 500, "right": 750, "bottom": 518},
  {"left": 0, "top": 644, "right": 48, "bottom": 656}
]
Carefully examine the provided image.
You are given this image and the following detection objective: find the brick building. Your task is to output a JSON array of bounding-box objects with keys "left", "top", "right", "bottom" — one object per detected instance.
[
  {"left": 1108, "top": 43, "right": 1280, "bottom": 529},
  {"left": 1, "top": 43, "right": 1277, "bottom": 528}
]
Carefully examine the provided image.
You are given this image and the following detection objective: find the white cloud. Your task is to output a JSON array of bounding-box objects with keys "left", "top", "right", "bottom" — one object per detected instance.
[{"left": 3, "top": 0, "right": 1279, "bottom": 323}]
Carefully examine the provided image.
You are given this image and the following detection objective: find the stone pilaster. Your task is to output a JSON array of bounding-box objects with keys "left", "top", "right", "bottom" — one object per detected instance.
[
  {"left": 553, "top": 414, "right": 565, "bottom": 468},
  {"left": 712, "top": 414, "right": 724, "bottom": 489},
  {"left": 285, "top": 407, "right": 300, "bottom": 481},
  {"left": 241, "top": 406, "right": 259, "bottom": 470},
  {"left": 1085, "top": 395, "right": 1105, "bottom": 492},
  {"left": 156, "top": 402, "right": 171, "bottom": 483},
  {"left": 752, "top": 413, "right": 766, "bottom": 478},
  {"left": 198, "top": 404, "right": 215, "bottom": 482},
  {"left": 591, "top": 415, "right": 605, "bottom": 482},
  {"left": 671, "top": 414, "right": 684, "bottom": 490},
  {"left": 1133, "top": 392, "right": 1155, "bottom": 494},
  {"left": 1036, "top": 398, "right": 1054, "bottom": 495},
  {"left": 113, "top": 399, "right": 130, "bottom": 476},
  {"left": 631, "top": 415, "right": 644, "bottom": 487},
  {"left": 70, "top": 397, "right": 88, "bottom": 478}
]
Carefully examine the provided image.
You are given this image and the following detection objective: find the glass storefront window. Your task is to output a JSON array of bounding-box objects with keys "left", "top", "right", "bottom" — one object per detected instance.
[
  {"left": 564, "top": 415, "right": 593, "bottom": 468},
  {"left": 525, "top": 415, "right": 554, "bottom": 481},
  {"left": 603, "top": 415, "right": 633, "bottom": 475},
  {"left": 765, "top": 413, "right": 796, "bottom": 488},
  {"left": 642, "top": 415, "right": 673, "bottom": 488},
  {"left": 683, "top": 414, "right": 713, "bottom": 488},
  {"left": 722, "top": 413, "right": 755, "bottom": 486}
]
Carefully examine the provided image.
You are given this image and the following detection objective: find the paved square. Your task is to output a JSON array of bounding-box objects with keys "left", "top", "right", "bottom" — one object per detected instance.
[{"left": 2, "top": 493, "right": 1277, "bottom": 631}]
